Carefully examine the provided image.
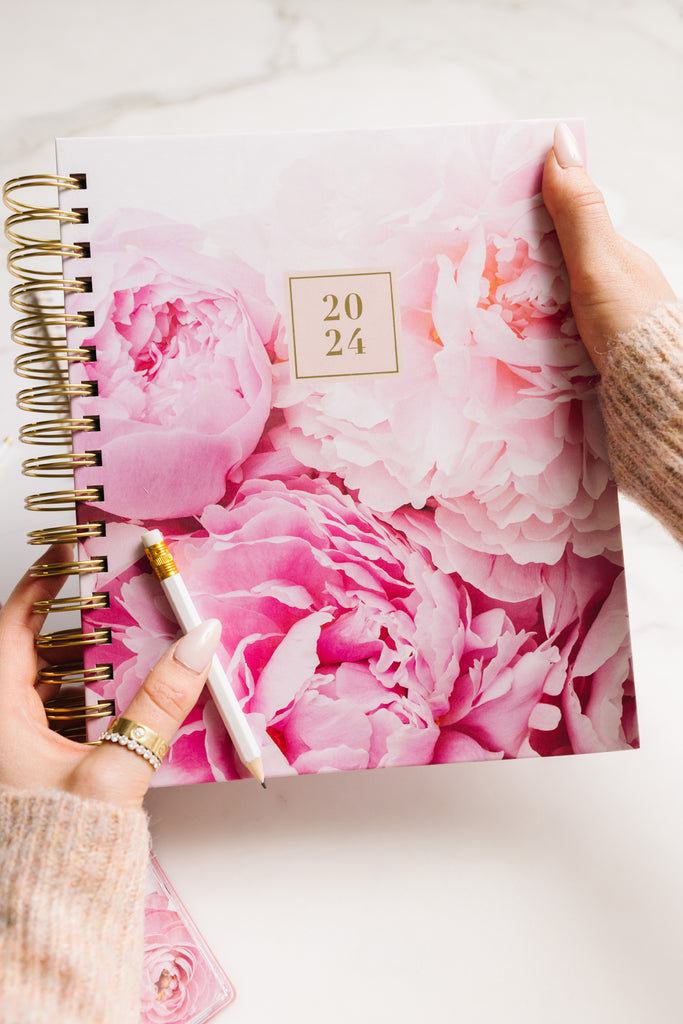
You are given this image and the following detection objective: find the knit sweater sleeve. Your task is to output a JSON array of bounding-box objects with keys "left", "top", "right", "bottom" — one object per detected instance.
[
  {"left": 597, "top": 301, "right": 683, "bottom": 546},
  {"left": 0, "top": 786, "right": 150, "bottom": 1024}
]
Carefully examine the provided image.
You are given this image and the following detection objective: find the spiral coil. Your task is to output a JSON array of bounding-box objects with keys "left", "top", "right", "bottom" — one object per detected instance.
[{"left": 3, "top": 174, "right": 114, "bottom": 736}]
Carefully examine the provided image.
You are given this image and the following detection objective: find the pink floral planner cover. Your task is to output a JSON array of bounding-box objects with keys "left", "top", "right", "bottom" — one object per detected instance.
[{"left": 58, "top": 120, "right": 638, "bottom": 786}]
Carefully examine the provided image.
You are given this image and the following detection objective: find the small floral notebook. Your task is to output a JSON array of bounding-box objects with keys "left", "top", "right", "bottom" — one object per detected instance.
[
  {"left": 142, "top": 852, "right": 235, "bottom": 1023},
  {"left": 56, "top": 120, "right": 638, "bottom": 785}
]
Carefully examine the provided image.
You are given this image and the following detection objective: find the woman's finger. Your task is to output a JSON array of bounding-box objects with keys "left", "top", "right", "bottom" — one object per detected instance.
[
  {"left": 0, "top": 544, "right": 73, "bottom": 695},
  {"left": 117, "top": 619, "right": 222, "bottom": 745},
  {"left": 73, "top": 619, "right": 222, "bottom": 807}
]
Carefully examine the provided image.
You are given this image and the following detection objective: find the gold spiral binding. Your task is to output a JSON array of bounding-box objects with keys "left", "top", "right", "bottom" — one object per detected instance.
[
  {"left": 4, "top": 173, "right": 114, "bottom": 744},
  {"left": 9, "top": 278, "right": 91, "bottom": 315},
  {"left": 3, "top": 174, "right": 86, "bottom": 212},
  {"left": 30, "top": 556, "right": 107, "bottom": 578},
  {"left": 16, "top": 358, "right": 66, "bottom": 382},
  {"left": 4, "top": 211, "right": 84, "bottom": 249},
  {"left": 16, "top": 381, "right": 96, "bottom": 414},
  {"left": 20, "top": 417, "right": 99, "bottom": 445},
  {"left": 32, "top": 592, "right": 109, "bottom": 615},
  {"left": 39, "top": 663, "right": 113, "bottom": 685},
  {"left": 22, "top": 451, "right": 100, "bottom": 477},
  {"left": 43, "top": 690, "right": 115, "bottom": 745},
  {"left": 36, "top": 627, "right": 112, "bottom": 650},
  {"left": 15, "top": 347, "right": 95, "bottom": 380},
  {"left": 7, "top": 242, "right": 88, "bottom": 279},
  {"left": 12, "top": 313, "right": 92, "bottom": 349},
  {"left": 27, "top": 522, "right": 105, "bottom": 546},
  {"left": 45, "top": 699, "right": 113, "bottom": 720},
  {"left": 25, "top": 486, "right": 103, "bottom": 512}
]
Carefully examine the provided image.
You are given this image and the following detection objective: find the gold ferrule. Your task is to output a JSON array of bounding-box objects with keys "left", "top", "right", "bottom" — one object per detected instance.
[{"left": 144, "top": 540, "right": 178, "bottom": 581}]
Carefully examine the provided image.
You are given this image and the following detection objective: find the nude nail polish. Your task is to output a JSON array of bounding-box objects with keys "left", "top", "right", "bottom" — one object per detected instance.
[
  {"left": 173, "top": 619, "right": 222, "bottom": 673},
  {"left": 553, "top": 122, "right": 583, "bottom": 168}
]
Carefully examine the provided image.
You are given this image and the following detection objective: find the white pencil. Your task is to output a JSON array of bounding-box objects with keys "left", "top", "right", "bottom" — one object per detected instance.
[{"left": 142, "top": 529, "right": 265, "bottom": 787}]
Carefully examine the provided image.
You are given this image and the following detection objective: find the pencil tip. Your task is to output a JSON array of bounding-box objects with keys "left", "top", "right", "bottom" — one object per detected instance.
[{"left": 245, "top": 756, "right": 266, "bottom": 787}]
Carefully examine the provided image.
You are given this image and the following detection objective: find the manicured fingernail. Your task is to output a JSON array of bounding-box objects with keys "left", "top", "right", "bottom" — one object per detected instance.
[
  {"left": 553, "top": 122, "right": 583, "bottom": 168},
  {"left": 173, "top": 619, "right": 222, "bottom": 673}
]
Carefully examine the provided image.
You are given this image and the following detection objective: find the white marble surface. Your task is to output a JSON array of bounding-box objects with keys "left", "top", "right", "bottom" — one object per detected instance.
[{"left": 2, "top": 2, "right": 683, "bottom": 1022}]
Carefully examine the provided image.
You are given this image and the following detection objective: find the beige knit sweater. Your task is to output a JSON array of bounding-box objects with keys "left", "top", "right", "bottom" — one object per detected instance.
[
  {"left": 0, "top": 302, "right": 681, "bottom": 1024},
  {"left": 0, "top": 787, "right": 149, "bottom": 1024},
  {"left": 598, "top": 301, "right": 683, "bottom": 546}
]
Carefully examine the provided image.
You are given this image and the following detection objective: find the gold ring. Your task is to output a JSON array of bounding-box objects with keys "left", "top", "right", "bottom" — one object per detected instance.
[{"left": 98, "top": 717, "right": 169, "bottom": 771}]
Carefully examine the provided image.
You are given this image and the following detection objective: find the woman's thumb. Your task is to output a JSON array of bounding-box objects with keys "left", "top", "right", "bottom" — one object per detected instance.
[
  {"left": 542, "top": 123, "right": 676, "bottom": 370},
  {"left": 113, "top": 618, "right": 222, "bottom": 751},
  {"left": 542, "top": 123, "right": 618, "bottom": 304}
]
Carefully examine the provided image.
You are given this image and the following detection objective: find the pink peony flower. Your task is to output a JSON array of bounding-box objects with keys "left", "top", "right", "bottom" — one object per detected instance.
[
  {"left": 267, "top": 122, "right": 620, "bottom": 569},
  {"left": 79, "top": 472, "right": 632, "bottom": 786},
  {"left": 534, "top": 550, "right": 638, "bottom": 756},
  {"left": 73, "top": 124, "right": 637, "bottom": 783},
  {"left": 73, "top": 214, "right": 280, "bottom": 520},
  {"left": 392, "top": 505, "right": 637, "bottom": 759},
  {"left": 141, "top": 891, "right": 229, "bottom": 1023}
]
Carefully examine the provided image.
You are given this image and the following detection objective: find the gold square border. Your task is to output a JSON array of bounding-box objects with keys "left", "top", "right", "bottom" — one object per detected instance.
[{"left": 287, "top": 269, "right": 401, "bottom": 381}]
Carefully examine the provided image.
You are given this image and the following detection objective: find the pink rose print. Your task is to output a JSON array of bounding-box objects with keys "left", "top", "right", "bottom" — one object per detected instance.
[
  {"left": 141, "top": 889, "right": 232, "bottom": 1024},
  {"left": 74, "top": 214, "right": 280, "bottom": 521}
]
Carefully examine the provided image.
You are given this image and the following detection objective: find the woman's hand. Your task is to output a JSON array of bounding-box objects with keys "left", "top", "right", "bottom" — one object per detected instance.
[
  {"left": 542, "top": 122, "right": 676, "bottom": 372},
  {"left": 0, "top": 543, "right": 221, "bottom": 810}
]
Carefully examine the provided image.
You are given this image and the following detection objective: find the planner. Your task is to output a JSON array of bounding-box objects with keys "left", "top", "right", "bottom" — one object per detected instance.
[
  {"left": 5, "top": 120, "right": 639, "bottom": 787},
  {"left": 141, "top": 851, "right": 235, "bottom": 1023}
]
